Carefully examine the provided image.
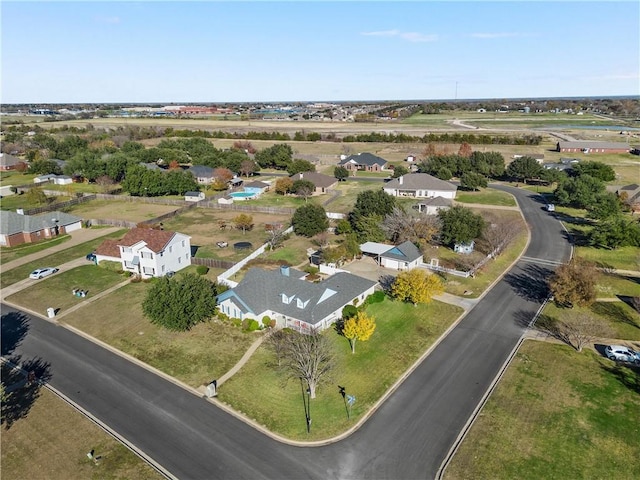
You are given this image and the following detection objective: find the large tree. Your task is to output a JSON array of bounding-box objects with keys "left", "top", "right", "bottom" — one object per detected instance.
[
  {"left": 255, "top": 143, "right": 293, "bottom": 169},
  {"left": 548, "top": 259, "right": 598, "bottom": 308},
  {"left": 478, "top": 215, "right": 524, "bottom": 257},
  {"left": 292, "top": 204, "right": 329, "bottom": 237},
  {"left": 438, "top": 205, "right": 486, "bottom": 246},
  {"left": 382, "top": 207, "right": 441, "bottom": 248},
  {"left": 460, "top": 172, "right": 488, "bottom": 191},
  {"left": 341, "top": 311, "right": 376, "bottom": 354},
  {"left": 233, "top": 214, "right": 254, "bottom": 234},
  {"left": 554, "top": 175, "right": 606, "bottom": 209},
  {"left": 586, "top": 192, "right": 622, "bottom": 220},
  {"left": 291, "top": 179, "right": 315, "bottom": 201},
  {"left": 589, "top": 216, "right": 640, "bottom": 249},
  {"left": 572, "top": 160, "right": 616, "bottom": 182},
  {"left": 506, "top": 156, "right": 543, "bottom": 183},
  {"left": 282, "top": 329, "right": 334, "bottom": 399},
  {"left": 391, "top": 269, "right": 444, "bottom": 305},
  {"left": 287, "top": 159, "right": 315, "bottom": 175},
  {"left": 275, "top": 177, "right": 293, "bottom": 195},
  {"left": 142, "top": 274, "right": 218, "bottom": 331},
  {"left": 334, "top": 166, "right": 349, "bottom": 182}
]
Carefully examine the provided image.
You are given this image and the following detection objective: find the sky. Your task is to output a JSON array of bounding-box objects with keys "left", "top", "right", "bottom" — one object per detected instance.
[{"left": 2, "top": 1, "right": 639, "bottom": 103}]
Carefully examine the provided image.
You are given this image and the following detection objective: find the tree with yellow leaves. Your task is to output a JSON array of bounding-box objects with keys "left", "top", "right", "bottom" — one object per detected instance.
[
  {"left": 391, "top": 269, "right": 443, "bottom": 306},
  {"left": 342, "top": 311, "right": 376, "bottom": 354}
]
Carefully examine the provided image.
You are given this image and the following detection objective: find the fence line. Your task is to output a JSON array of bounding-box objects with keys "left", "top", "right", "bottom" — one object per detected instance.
[
  {"left": 94, "top": 193, "right": 190, "bottom": 206},
  {"left": 22, "top": 194, "right": 97, "bottom": 215},
  {"left": 88, "top": 218, "right": 138, "bottom": 228},
  {"left": 199, "top": 202, "right": 296, "bottom": 215},
  {"left": 420, "top": 263, "right": 472, "bottom": 278},
  {"left": 190, "top": 257, "right": 235, "bottom": 269}
]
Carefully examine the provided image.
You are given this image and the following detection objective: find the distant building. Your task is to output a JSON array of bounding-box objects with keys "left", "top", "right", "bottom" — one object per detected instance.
[
  {"left": 0, "top": 153, "right": 23, "bottom": 171},
  {"left": 556, "top": 141, "right": 629, "bottom": 154},
  {"left": 338, "top": 152, "right": 388, "bottom": 172},
  {"left": 383, "top": 173, "right": 457, "bottom": 199},
  {"left": 0, "top": 210, "right": 82, "bottom": 247}
]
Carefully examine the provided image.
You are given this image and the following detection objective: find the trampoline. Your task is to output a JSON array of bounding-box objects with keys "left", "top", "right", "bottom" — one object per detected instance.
[{"left": 234, "top": 242, "right": 253, "bottom": 250}]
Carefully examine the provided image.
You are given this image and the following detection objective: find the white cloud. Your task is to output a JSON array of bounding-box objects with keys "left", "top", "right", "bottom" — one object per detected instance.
[{"left": 361, "top": 29, "right": 438, "bottom": 42}]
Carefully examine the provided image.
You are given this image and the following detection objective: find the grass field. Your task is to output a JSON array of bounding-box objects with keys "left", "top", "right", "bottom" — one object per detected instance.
[
  {"left": 0, "top": 229, "right": 126, "bottom": 289},
  {"left": 5, "top": 265, "right": 125, "bottom": 315},
  {"left": 0, "top": 193, "right": 73, "bottom": 212},
  {"left": 0, "top": 384, "right": 162, "bottom": 480},
  {"left": 218, "top": 297, "right": 463, "bottom": 440},
  {"left": 61, "top": 281, "right": 257, "bottom": 387},
  {"left": 65, "top": 200, "right": 180, "bottom": 222},
  {"left": 455, "top": 189, "right": 517, "bottom": 207},
  {"left": 0, "top": 234, "right": 71, "bottom": 264},
  {"left": 444, "top": 341, "right": 640, "bottom": 480}
]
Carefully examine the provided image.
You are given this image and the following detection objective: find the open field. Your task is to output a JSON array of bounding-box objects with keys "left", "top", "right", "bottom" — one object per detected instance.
[
  {"left": 0, "top": 229, "right": 126, "bottom": 289},
  {"left": 65, "top": 200, "right": 181, "bottom": 222},
  {"left": 5, "top": 265, "right": 125, "bottom": 315},
  {"left": 61, "top": 281, "right": 259, "bottom": 387},
  {"left": 0, "top": 234, "right": 71, "bottom": 264},
  {"left": 444, "top": 340, "right": 640, "bottom": 480},
  {"left": 218, "top": 297, "right": 463, "bottom": 440},
  {"left": 454, "top": 189, "right": 517, "bottom": 207},
  {"left": 0, "top": 193, "right": 73, "bottom": 212},
  {"left": 0, "top": 383, "right": 162, "bottom": 480},
  {"left": 0, "top": 171, "right": 37, "bottom": 186}
]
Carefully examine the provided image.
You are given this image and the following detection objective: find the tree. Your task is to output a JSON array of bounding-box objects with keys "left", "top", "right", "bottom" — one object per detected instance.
[
  {"left": 213, "top": 167, "right": 234, "bottom": 184},
  {"left": 554, "top": 175, "right": 605, "bottom": 209},
  {"left": 537, "top": 313, "right": 612, "bottom": 353},
  {"left": 341, "top": 311, "right": 376, "bottom": 354},
  {"left": 460, "top": 172, "right": 488, "bottom": 191},
  {"left": 291, "top": 179, "right": 315, "bottom": 201},
  {"left": 539, "top": 167, "right": 567, "bottom": 186},
  {"left": 26, "top": 187, "right": 47, "bottom": 205},
  {"left": 292, "top": 204, "right": 329, "bottom": 237},
  {"left": 255, "top": 143, "right": 293, "bottom": 169},
  {"left": 506, "top": 156, "right": 543, "bottom": 183},
  {"left": 382, "top": 207, "right": 441, "bottom": 248},
  {"left": 458, "top": 142, "right": 473, "bottom": 158},
  {"left": 275, "top": 177, "right": 293, "bottom": 195},
  {"left": 142, "top": 274, "right": 218, "bottom": 331},
  {"left": 265, "top": 328, "right": 291, "bottom": 367},
  {"left": 233, "top": 214, "right": 254, "bottom": 234},
  {"left": 392, "top": 165, "right": 409, "bottom": 178},
  {"left": 265, "top": 224, "right": 287, "bottom": 250},
  {"left": 391, "top": 269, "right": 444, "bottom": 305},
  {"left": 334, "top": 166, "right": 349, "bottom": 182},
  {"left": 438, "top": 205, "right": 486, "bottom": 246},
  {"left": 478, "top": 215, "right": 524, "bottom": 257},
  {"left": 95, "top": 175, "right": 115, "bottom": 193},
  {"left": 573, "top": 160, "right": 616, "bottom": 182},
  {"left": 282, "top": 329, "right": 334, "bottom": 399},
  {"left": 586, "top": 192, "right": 622, "bottom": 220},
  {"left": 548, "top": 259, "right": 598, "bottom": 308},
  {"left": 434, "top": 167, "right": 453, "bottom": 180},
  {"left": 352, "top": 214, "right": 386, "bottom": 243},
  {"left": 287, "top": 159, "right": 315, "bottom": 175},
  {"left": 590, "top": 216, "right": 640, "bottom": 249},
  {"left": 352, "top": 190, "right": 397, "bottom": 218},
  {"left": 28, "top": 159, "right": 62, "bottom": 175},
  {"left": 239, "top": 159, "right": 257, "bottom": 177}
]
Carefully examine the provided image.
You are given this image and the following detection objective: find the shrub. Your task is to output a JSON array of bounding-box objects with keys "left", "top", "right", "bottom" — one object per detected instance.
[
  {"left": 342, "top": 304, "right": 358, "bottom": 320},
  {"left": 231, "top": 318, "right": 242, "bottom": 327},
  {"left": 123, "top": 271, "right": 133, "bottom": 278},
  {"left": 196, "top": 265, "right": 209, "bottom": 275},
  {"left": 130, "top": 274, "right": 142, "bottom": 283},
  {"left": 365, "top": 290, "right": 386, "bottom": 305},
  {"left": 217, "top": 312, "right": 230, "bottom": 322},
  {"left": 262, "top": 316, "right": 272, "bottom": 327},
  {"left": 304, "top": 266, "right": 319, "bottom": 275},
  {"left": 247, "top": 319, "right": 260, "bottom": 331}
]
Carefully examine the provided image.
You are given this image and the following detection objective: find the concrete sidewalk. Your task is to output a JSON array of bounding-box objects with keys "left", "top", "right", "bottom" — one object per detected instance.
[{"left": 1, "top": 226, "right": 121, "bottom": 272}]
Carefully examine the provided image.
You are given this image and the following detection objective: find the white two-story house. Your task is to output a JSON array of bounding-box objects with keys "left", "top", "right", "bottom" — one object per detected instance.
[{"left": 94, "top": 228, "right": 191, "bottom": 278}]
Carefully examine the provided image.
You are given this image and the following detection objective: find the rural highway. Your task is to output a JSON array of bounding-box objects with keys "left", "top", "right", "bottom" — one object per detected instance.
[{"left": 2, "top": 185, "right": 572, "bottom": 479}]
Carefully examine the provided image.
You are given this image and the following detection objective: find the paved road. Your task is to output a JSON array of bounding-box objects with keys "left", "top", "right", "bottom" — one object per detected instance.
[{"left": 2, "top": 186, "right": 571, "bottom": 479}]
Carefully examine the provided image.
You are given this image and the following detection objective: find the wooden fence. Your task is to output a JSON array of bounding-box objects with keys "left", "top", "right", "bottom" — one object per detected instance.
[
  {"left": 199, "top": 202, "right": 296, "bottom": 215},
  {"left": 190, "top": 257, "right": 235, "bottom": 269},
  {"left": 22, "top": 194, "right": 97, "bottom": 215}
]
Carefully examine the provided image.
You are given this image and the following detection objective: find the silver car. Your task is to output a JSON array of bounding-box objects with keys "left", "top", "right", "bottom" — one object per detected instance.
[
  {"left": 29, "top": 267, "right": 59, "bottom": 279},
  {"left": 605, "top": 345, "right": 640, "bottom": 364}
]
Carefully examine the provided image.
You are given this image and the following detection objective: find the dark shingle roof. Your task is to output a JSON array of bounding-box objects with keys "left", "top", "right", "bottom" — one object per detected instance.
[
  {"left": 339, "top": 152, "right": 388, "bottom": 167},
  {"left": 244, "top": 181, "right": 270, "bottom": 188},
  {"left": 219, "top": 268, "right": 377, "bottom": 325},
  {"left": 188, "top": 165, "right": 215, "bottom": 178},
  {"left": 0, "top": 210, "right": 82, "bottom": 236},
  {"left": 0, "top": 153, "right": 22, "bottom": 167},
  {"left": 289, "top": 171, "right": 337, "bottom": 189},
  {"left": 118, "top": 228, "right": 178, "bottom": 253},
  {"left": 380, "top": 240, "right": 423, "bottom": 263}
]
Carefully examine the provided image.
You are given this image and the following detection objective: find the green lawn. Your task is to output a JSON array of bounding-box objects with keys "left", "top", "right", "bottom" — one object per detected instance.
[
  {"left": 218, "top": 298, "right": 463, "bottom": 440},
  {"left": 61, "top": 282, "right": 258, "bottom": 387},
  {"left": 0, "top": 229, "right": 127, "bottom": 289},
  {"left": 594, "top": 272, "right": 640, "bottom": 298},
  {"left": 0, "top": 193, "right": 73, "bottom": 212},
  {"left": 5, "top": 265, "right": 125, "bottom": 315},
  {"left": 576, "top": 245, "right": 640, "bottom": 271},
  {"left": 445, "top": 341, "right": 640, "bottom": 480},
  {"left": 0, "top": 171, "right": 37, "bottom": 186},
  {"left": 0, "top": 234, "right": 71, "bottom": 264},
  {"left": 455, "top": 189, "right": 517, "bottom": 207},
  {"left": 323, "top": 180, "right": 382, "bottom": 214}
]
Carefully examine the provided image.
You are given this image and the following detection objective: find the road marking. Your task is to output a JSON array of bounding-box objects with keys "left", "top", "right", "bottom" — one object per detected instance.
[{"left": 519, "top": 256, "right": 564, "bottom": 267}]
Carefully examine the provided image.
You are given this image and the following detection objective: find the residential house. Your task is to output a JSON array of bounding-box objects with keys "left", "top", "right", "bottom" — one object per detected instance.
[
  {"left": 556, "top": 141, "right": 630, "bottom": 154},
  {"left": 513, "top": 153, "right": 545, "bottom": 164},
  {"left": 383, "top": 173, "right": 457, "bottom": 199},
  {"left": 0, "top": 210, "right": 82, "bottom": 247},
  {"left": 229, "top": 177, "right": 243, "bottom": 188},
  {"left": 243, "top": 181, "right": 270, "bottom": 195},
  {"left": 0, "top": 153, "right": 23, "bottom": 171},
  {"left": 359, "top": 240, "right": 423, "bottom": 270},
  {"left": 289, "top": 171, "right": 337, "bottom": 194},
  {"left": 184, "top": 191, "right": 205, "bottom": 202},
  {"left": 188, "top": 165, "right": 215, "bottom": 185},
  {"left": 94, "top": 228, "right": 191, "bottom": 278},
  {"left": 617, "top": 184, "right": 640, "bottom": 211},
  {"left": 338, "top": 152, "right": 388, "bottom": 172},
  {"left": 33, "top": 174, "right": 58, "bottom": 184},
  {"left": 415, "top": 196, "right": 453, "bottom": 215},
  {"left": 217, "top": 266, "right": 377, "bottom": 333}
]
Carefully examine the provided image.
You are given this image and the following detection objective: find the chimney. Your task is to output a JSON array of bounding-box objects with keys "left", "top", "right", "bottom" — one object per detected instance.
[
  {"left": 280, "top": 265, "right": 290, "bottom": 277},
  {"left": 399, "top": 176, "right": 403, "bottom": 185}
]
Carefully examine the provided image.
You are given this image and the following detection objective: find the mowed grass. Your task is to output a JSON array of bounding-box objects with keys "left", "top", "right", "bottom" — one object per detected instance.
[
  {"left": 0, "top": 193, "right": 73, "bottom": 212},
  {"left": 0, "top": 229, "right": 127, "bottom": 289},
  {"left": 444, "top": 341, "right": 640, "bottom": 480},
  {"left": 5, "top": 265, "right": 125, "bottom": 315},
  {"left": 0, "top": 386, "right": 162, "bottom": 480},
  {"left": 61, "top": 282, "right": 257, "bottom": 387},
  {"left": 66, "top": 200, "right": 180, "bottom": 222},
  {"left": 217, "top": 298, "right": 463, "bottom": 440},
  {"left": 0, "top": 234, "right": 71, "bottom": 264},
  {"left": 323, "top": 180, "right": 382, "bottom": 213},
  {"left": 576, "top": 245, "right": 640, "bottom": 271},
  {"left": 594, "top": 272, "right": 640, "bottom": 298},
  {"left": 455, "top": 189, "right": 517, "bottom": 207}
]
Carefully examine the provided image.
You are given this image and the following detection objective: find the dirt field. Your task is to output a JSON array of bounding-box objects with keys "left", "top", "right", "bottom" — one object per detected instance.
[{"left": 66, "top": 200, "right": 181, "bottom": 222}]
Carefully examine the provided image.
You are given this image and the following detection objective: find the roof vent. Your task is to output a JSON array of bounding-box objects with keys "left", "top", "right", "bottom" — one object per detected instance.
[{"left": 280, "top": 265, "right": 290, "bottom": 276}]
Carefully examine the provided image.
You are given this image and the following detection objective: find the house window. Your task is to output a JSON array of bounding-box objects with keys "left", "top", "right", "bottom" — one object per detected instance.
[
  {"left": 169, "top": 246, "right": 172, "bottom": 253},
  {"left": 123, "top": 247, "right": 132, "bottom": 253},
  {"left": 141, "top": 252, "right": 153, "bottom": 259},
  {"left": 182, "top": 240, "right": 185, "bottom": 247},
  {"left": 178, "top": 257, "right": 181, "bottom": 264},
  {"left": 143, "top": 267, "right": 154, "bottom": 275},
  {"left": 162, "top": 265, "right": 165, "bottom": 272}
]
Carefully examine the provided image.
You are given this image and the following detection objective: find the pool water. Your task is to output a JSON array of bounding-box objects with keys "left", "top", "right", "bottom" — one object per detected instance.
[{"left": 229, "top": 191, "right": 256, "bottom": 198}]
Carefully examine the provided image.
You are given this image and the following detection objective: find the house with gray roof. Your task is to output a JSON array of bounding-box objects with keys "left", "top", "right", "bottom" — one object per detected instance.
[
  {"left": 556, "top": 141, "right": 630, "bottom": 154},
  {"left": 338, "top": 152, "right": 389, "bottom": 172},
  {"left": 415, "top": 196, "right": 453, "bottom": 215},
  {"left": 0, "top": 153, "right": 23, "bottom": 171},
  {"left": 188, "top": 165, "right": 215, "bottom": 185},
  {"left": 217, "top": 266, "right": 377, "bottom": 333},
  {"left": 359, "top": 240, "right": 424, "bottom": 270},
  {"left": 0, "top": 210, "right": 82, "bottom": 247},
  {"left": 289, "top": 171, "right": 337, "bottom": 194},
  {"left": 383, "top": 173, "right": 457, "bottom": 199}
]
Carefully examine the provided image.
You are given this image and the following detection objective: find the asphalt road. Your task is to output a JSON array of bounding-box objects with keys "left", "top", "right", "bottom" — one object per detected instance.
[{"left": 2, "top": 185, "right": 571, "bottom": 480}]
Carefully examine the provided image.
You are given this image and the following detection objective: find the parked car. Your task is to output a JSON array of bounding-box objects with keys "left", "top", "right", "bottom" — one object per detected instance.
[
  {"left": 86, "top": 252, "right": 96, "bottom": 262},
  {"left": 605, "top": 345, "right": 640, "bottom": 364},
  {"left": 29, "top": 267, "right": 59, "bottom": 279},
  {"left": 545, "top": 203, "right": 555, "bottom": 212}
]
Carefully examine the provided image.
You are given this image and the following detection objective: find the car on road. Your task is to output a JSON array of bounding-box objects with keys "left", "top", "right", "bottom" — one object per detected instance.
[
  {"left": 605, "top": 345, "right": 640, "bottom": 364},
  {"left": 545, "top": 203, "right": 555, "bottom": 212},
  {"left": 29, "top": 267, "right": 59, "bottom": 279},
  {"left": 86, "top": 252, "right": 96, "bottom": 262}
]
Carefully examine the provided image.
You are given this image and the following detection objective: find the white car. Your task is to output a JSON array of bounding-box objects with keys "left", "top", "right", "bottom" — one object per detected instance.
[
  {"left": 545, "top": 203, "right": 555, "bottom": 212},
  {"left": 605, "top": 345, "right": 640, "bottom": 364},
  {"left": 29, "top": 267, "right": 59, "bottom": 279}
]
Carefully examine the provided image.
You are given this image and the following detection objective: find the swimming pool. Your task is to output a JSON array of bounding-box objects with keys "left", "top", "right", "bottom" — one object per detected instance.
[{"left": 229, "top": 191, "right": 257, "bottom": 199}]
